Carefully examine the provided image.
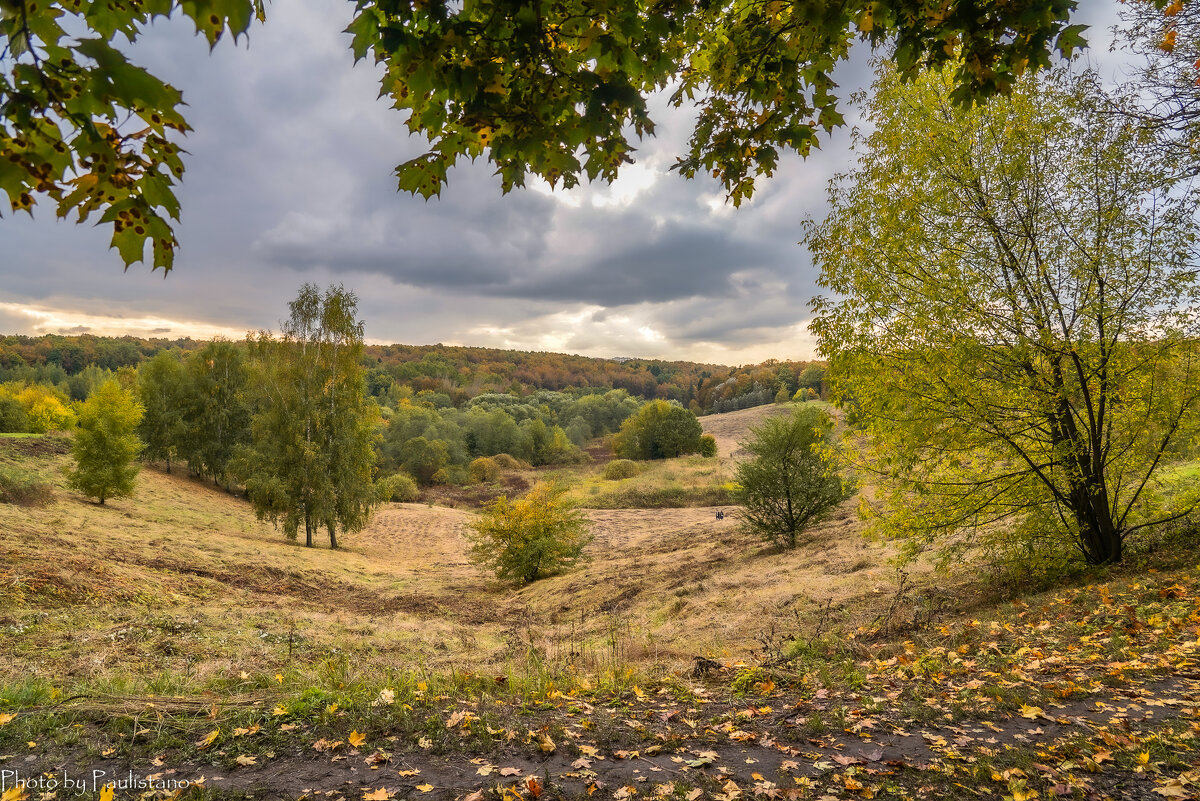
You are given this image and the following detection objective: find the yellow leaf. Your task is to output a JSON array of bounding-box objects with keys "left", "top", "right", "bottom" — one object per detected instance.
[
  {"left": 275, "top": 673, "right": 284, "bottom": 684},
  {"left": 0, "top": 713, "right": 14, "bottom": 726},
  {"left": 397, "top": 770, "right": 421, "bottom": 778},
  {"left": 326, "top": 704, "right": 339, "bottom": 714},
  {"left": 349, "top": 730, "right": 366, "bottom": 748},
  {"left": 236, "top": 755, "right": 257, "bottom": 766},
  {"left": 272, "top": 705, "right": 287, "bottom": 716},
  {"left": 2, "top": 787, "right": 29, "bottom": 801},
  {"left": 196, "top": 729, "right": 220, "bottom": 749},
  {"left": 99, "top": 785, "right": 115, "bottom": 801},
  {"left": 363, "top": 789, "right": 391, "bottom": 801},
  {"left": 1019, "top": 705, "right": 1044, "bottom": 720},
  {"left": 415, "top": 784, "right": 434, "bottom": 793},
  {"left": 858, "top": 5, "right": 874, "bottom": 34}
]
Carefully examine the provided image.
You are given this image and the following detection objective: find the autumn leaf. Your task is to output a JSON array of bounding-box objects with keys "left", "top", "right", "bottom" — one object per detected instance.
[
  {"left": 363, "top": 789, "right": 392, "bottom": 800},
  {"left": 99, "top": 785, "right": 115, "bottom": 801},
  {"left": 1, "top": 787, "right": 29, "bottom": 801},
  {"left": 236, "top": 755, "right": 257, "bottom": 766},
  {"left": 526, "top": 777, "right": 543, "bottom": 799},
  {"left": 397, "top": 770, "right": 421, "bottom": 778},
  {"left": 349, "top": 730, "right": 367, "bottom": 748},
  {"left": 272, "top": 705, "right": 287, "bottom": 716},
  {"left": 196, "top": 729, "right": 220, "bottom": 749},
  {"left": 415, "top": 784, "right": 434, "bottom": 793},
  {"left": 1019, "top": 705, "right": 1045, "bottom": 720},
  {"left": 500, "top": 767, "right": 523, "bottom": 777},
  {"left": 0, "top": 713, "right": 14, "bottom": 726}
]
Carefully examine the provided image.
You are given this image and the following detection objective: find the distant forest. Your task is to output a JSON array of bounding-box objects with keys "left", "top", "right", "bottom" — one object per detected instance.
[{"left": 0, "top": 334, "right": 825, "bottom": 414}]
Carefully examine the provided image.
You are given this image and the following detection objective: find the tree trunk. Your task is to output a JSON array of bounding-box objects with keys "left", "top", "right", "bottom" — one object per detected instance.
[
  {"left": 328, "top": 523, "right": 338, "bottom": 550},
  {"left": 1069, "top": 478, "right": 1122, "bottom": 565},
  {"left": 166, "top": 453, "right": 172, "bottom": 475},
  {"left": 305, "top": 515, "right": 313, "bottom": 548}
]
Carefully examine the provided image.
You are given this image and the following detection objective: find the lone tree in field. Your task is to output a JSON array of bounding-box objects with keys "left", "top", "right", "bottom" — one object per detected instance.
[
  {"left": 736, "top": 407, "right": 851, "bottom": 549},
  {"left": 808, "top": 66, "right": 1200, "bottom": 569},
  {"left": 467, "top": 482, "right": 591, "bottom": 585},
  {"left": 68, "top": 380, "right": 144, "bottom": 504},
  {"left": 237, "top": 284, "right": 378, "bottom": 549}
]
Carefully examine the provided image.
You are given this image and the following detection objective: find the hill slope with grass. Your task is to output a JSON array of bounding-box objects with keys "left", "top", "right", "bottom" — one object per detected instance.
[{"left": 1, "top": 421, "right": 1198, "bottom": 801}]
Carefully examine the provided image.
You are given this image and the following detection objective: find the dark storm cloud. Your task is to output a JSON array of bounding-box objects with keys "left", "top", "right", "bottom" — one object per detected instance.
[{"left": 0, "top": 1, "right": 1133, "bottom": 360}]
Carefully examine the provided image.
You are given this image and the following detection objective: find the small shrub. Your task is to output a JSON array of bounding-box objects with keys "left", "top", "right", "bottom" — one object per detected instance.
[
  {"left": 467, "top": 482, "right": 591, "bottom": 584},
  {"left": 377, "top": 472, "right": 420, "bottom": 502},
  {"left": 603, "top": 459, "right": 640, "bottom": 480},
  {"left": 698, "top": 434, "right": 717, "bottom": 457},
  {"left": 491, "top": 453, "right": 531, "bottom": 470},
  {"left": 469, "top": 456, "right": 501, "bottom": 483},
  {"left": 0, "top": 465, "right": 54, "bottom": 507}
]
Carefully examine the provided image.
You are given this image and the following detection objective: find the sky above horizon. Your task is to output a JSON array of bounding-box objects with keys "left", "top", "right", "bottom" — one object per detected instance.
[{"left": 3, "top": 2, "right": 1127, "bottom": 365}]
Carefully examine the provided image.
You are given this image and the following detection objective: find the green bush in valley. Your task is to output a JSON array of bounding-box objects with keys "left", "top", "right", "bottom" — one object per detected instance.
[
  {"left": 698, "top": 434, "right": 717, "bottom": 458},
  {"left": 735, "top": 406, "right": 851, "bottom": 548},
  {"left": 467, "top": 482, "right": 591, "bottom": 584},
  {"left": 469, "top": 456, "right": 501, "bottom": 483},
  {"left": 491, "top": 453, "right": 530, "bottom": 470},
  {"left": 603, "top": 459, "right": 640, "bottom": 480},
  {"left": 377, "top": 472, "right": 420, "bottom": 502},
  {"left": 611, "top": 400, "right": 704, "bottom": 460},
  {"left": 0, "top": 396, "right": 28, "bottom": 433}
]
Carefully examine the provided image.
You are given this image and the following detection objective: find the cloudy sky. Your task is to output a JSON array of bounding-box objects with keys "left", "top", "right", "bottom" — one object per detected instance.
[{"left": 2, "top": 2, "right": 1127, "bottom": 364}]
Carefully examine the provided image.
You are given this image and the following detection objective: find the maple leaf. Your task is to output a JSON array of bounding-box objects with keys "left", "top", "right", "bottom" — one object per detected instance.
[
  {"left": 1, "top": 787, "right": 28, "bottom": 801},
  {"left": 1019, "top": 705, "right": 1045, "bottom": 720},
  {"left": 349, "top": 730, "right": 367, "bottom": 748},
  {"left": 500, "top": 767, "right": 523, "bottom": 777},
  {"left": 397, "top": 769, "right": 421, "bottom": 777},
  {"left": 99, "top": 785, "right": 115, "bottom": 801},
  {"left": 538, "top": 733, "right": 556, "bottom": 754},
  {"left": 0, "top": 713, "right": 14, "bottom": 726},
  {"left": 196, "top": 729, "right": 220, "bottom": 749},
  {"left": 272, "top": 705, "right": 288, "bottom": 716},
  {"left": 464, "top": 793, "right": 485, "bottom": 801},
  {"left": 236, "top": 755, "right": 257, "bottom": 766},
  {"left": 363, "top": 789, "right": 392, "bottom": 800},
  {"left": 526, "top": 777, "right": 543, "bottom": 799},
  {"left": 415, "top": 784, "right": 434, "bottom": 793}
]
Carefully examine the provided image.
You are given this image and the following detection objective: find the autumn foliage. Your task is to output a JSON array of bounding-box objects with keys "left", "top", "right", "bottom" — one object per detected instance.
[{"left": 466, "top": 482, "right": 591, "bottom": 585}]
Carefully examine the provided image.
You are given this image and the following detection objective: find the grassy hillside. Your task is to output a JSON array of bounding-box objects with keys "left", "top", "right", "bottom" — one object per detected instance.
[
  {"left": 1, "top": 411, "right": 1197, "bottom": 801},
  {"left": 0, "top": 405, "right": 919, "bottom": 695}
]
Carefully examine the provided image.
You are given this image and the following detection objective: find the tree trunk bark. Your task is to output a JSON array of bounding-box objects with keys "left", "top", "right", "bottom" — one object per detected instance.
[
  {"left": 1070, "top": 478, "right": 1122, "bottom": 565},
  {"left": 328, "top": 523, "right": 338, "bottom": 550},
  {"left": 305, "top": 514, "right": 313, "bottom": 548}
]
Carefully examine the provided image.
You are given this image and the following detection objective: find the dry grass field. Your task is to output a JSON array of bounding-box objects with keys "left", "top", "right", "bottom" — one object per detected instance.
[{"left": 0, "top": 405, "right": 942, "bottom": 698}]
